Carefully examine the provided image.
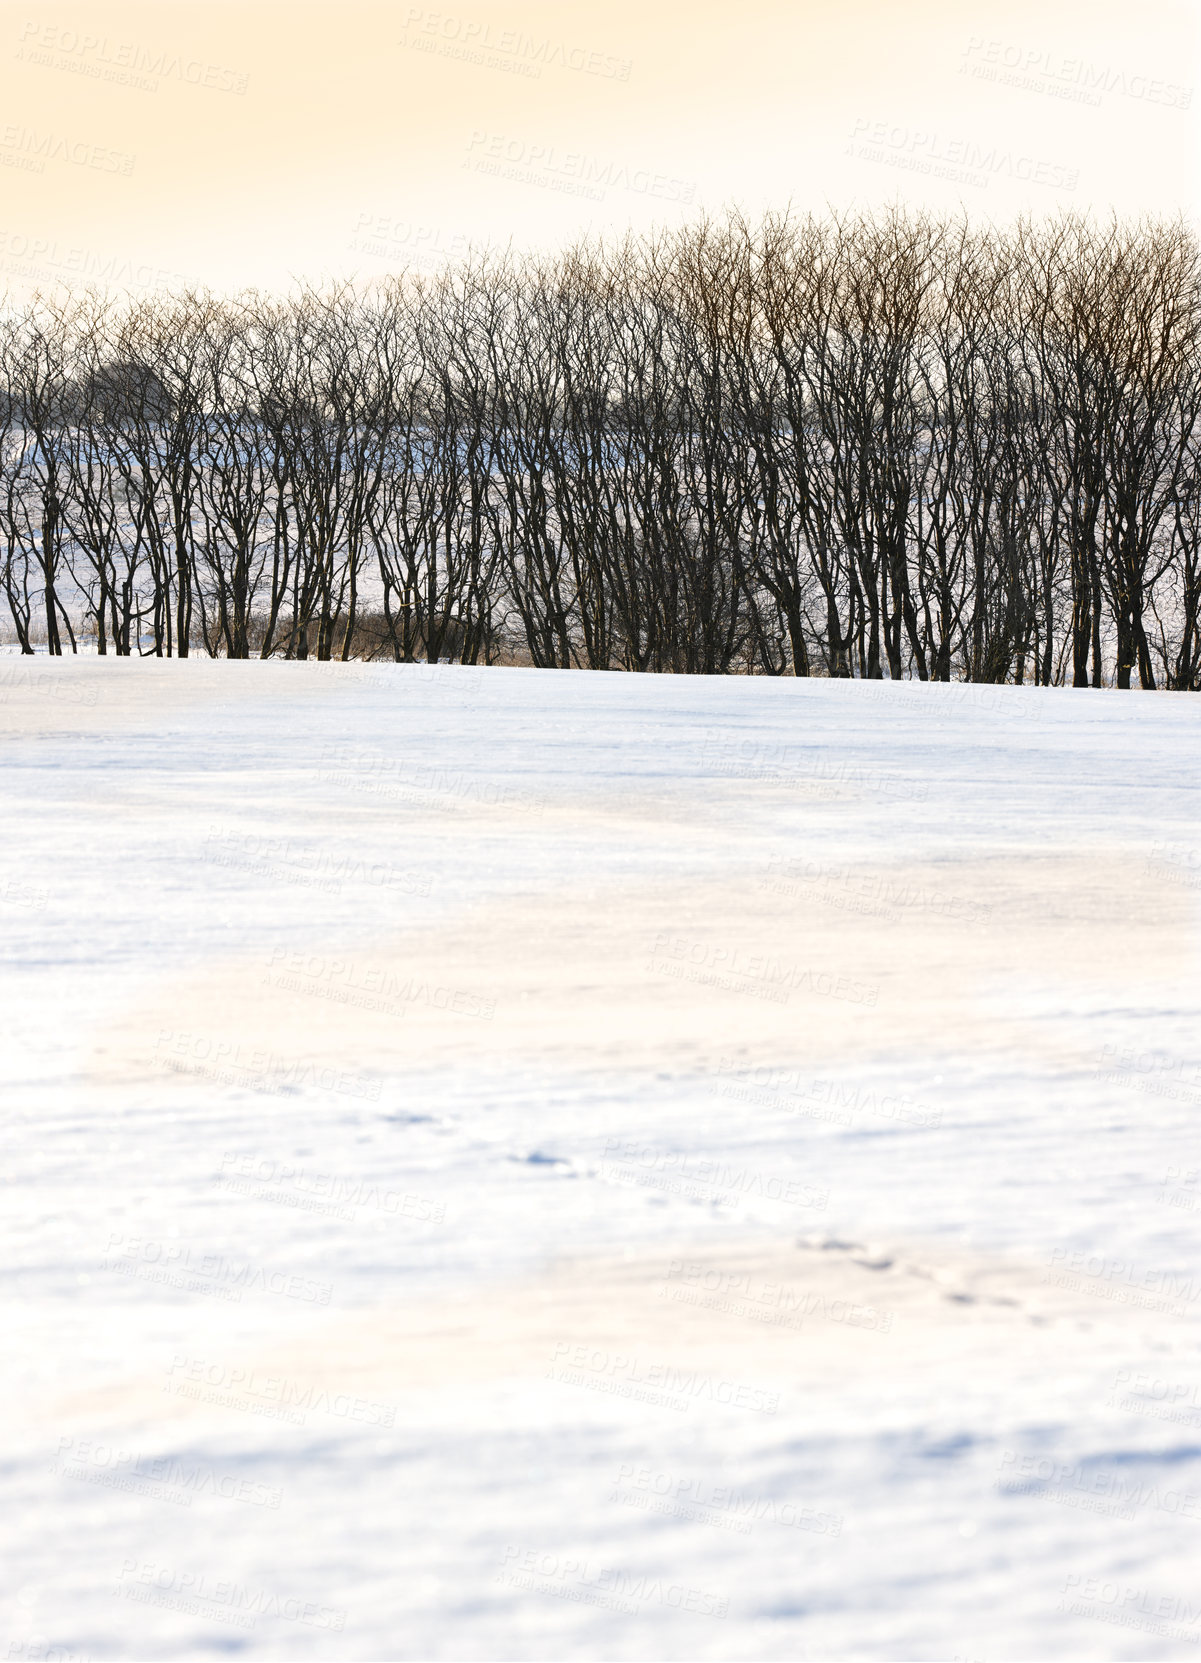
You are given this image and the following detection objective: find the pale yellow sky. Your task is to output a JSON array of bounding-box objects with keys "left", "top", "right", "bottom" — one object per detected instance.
[{"left": 0, "top": 0, "right": 1196, "bottom": 295}]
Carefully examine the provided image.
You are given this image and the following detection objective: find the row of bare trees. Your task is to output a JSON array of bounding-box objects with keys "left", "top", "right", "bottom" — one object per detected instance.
[{"left": 3, "top": 211, "right": 1200, "bottom": 686}]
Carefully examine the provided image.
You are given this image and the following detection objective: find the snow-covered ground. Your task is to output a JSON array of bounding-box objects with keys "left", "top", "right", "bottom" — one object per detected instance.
[{"left": 3, "top": 659, "right": 1201, "bottom": 1661}]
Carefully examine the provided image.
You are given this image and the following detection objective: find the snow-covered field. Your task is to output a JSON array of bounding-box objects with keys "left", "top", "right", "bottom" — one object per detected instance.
[{"left": 3, "top": 659, "right": 1201, "bottom": 1661}]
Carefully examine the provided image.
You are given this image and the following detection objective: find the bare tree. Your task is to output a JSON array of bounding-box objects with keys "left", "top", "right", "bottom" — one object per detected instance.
[{"left": 0, "top": 213, "right": 1196, "bottom": 688}]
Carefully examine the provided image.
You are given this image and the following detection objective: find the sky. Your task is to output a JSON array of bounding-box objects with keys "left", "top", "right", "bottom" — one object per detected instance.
[{"left": 0, "top": 0, "right": 1196, "bottom": 296}]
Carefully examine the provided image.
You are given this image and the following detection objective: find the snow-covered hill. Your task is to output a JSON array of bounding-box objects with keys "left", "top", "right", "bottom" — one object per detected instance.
[{"left": 4, "top": 661, "right": 1200, "bottom": 1659}]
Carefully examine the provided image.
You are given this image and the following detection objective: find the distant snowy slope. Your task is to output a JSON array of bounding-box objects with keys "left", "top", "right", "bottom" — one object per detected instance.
[{"left": 3, "top": 662, "right": 1200, "bottom": 1660}]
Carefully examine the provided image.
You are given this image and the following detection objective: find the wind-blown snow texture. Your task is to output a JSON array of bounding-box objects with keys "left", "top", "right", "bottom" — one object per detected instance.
[{"left": 3, "top": 659, "right": 1201, "bottom": 1661}]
